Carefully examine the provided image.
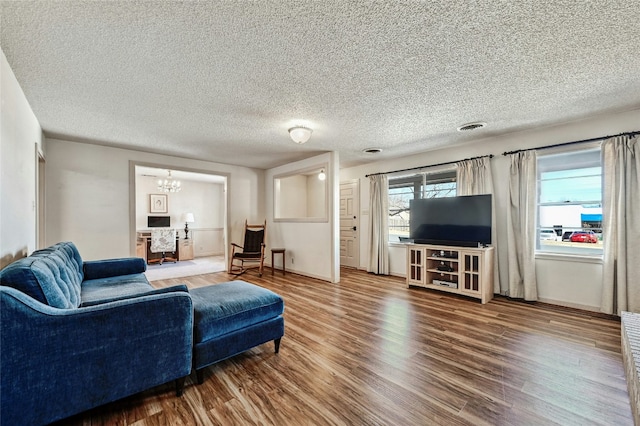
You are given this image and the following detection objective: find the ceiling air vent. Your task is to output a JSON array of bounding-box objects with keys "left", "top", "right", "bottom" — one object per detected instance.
[
  {"left": 363, "top": 148, "right": 382, "bottom": 154},
  {"left": 457, "top": 122, "right": 487, "bottom": 132}
]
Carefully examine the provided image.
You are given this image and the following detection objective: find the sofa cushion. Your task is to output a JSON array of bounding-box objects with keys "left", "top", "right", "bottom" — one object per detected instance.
[
  {"left": 81, "top": 274, "right": 154, "bottom": 306},
  {"left": 0, "top": 242, "right": 83, "bottom": 309},
  {"left": 83, "top": 258, "right": 146, "bottom": 280},
  {"left": 190, "top": 280, "right": 284, "bottom": 343}
]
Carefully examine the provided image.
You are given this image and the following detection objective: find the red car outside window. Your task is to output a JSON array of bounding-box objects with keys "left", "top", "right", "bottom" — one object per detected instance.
[{"left": 569, "top": 231, "right": 598, "bottom": 243}]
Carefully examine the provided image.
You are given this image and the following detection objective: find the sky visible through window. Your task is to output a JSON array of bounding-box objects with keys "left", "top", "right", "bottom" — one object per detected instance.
[{"left": 540, "top": 167, "right": 602, "bottom": 204}]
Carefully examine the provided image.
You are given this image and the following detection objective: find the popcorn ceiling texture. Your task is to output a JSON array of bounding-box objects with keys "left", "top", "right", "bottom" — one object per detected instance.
[{"left": 1, "top": 1, "right": 639, "bottom": 168}]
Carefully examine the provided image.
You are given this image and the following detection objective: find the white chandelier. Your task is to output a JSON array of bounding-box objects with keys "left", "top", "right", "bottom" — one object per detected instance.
[{"left": 157, "top": 170, "right": 181, "bottom": 192}]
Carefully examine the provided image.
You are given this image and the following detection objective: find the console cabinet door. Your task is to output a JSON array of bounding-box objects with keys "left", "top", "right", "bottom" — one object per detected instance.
[
  {"left": 460, "top": 251, "right": 482, "bottom": 296},
  {"left": 407, "top": 246, "right": 425, "bottom": 286}
]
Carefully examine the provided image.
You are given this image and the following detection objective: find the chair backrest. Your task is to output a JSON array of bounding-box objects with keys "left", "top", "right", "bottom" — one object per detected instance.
[
  {"left": 242, "top": 220, "right": 266, "bottom": 254},
  {"left": 151, "top": 229, "right": 176, "bottom": 253}
]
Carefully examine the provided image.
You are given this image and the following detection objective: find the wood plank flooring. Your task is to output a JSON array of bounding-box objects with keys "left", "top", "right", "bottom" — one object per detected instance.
[{"left": 57, "top": 268, "right": 632, "bottom": 425}]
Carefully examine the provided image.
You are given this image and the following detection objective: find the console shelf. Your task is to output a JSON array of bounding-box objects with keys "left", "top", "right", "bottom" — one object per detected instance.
[{"left": 406, "top": 243, "right": 494, "bottom": 304}]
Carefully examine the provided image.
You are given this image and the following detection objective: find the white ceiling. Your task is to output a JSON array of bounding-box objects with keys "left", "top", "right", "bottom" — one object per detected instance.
[{"left": 2, "top": 1, "right": 639, "bottom": 169}]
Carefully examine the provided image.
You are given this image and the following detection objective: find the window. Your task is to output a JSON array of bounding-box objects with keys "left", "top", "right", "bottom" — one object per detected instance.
[
  {"left": 537, "top": 147, "right": 603, "bottom": 256},
  {"left": 388, "top": 170, "right": 456, "bottom": 241}
]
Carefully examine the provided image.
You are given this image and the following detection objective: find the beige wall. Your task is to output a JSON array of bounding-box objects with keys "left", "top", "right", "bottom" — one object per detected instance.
[
  {"left": 45, "top": 138, "right": 263, "bottom": 261},
  {"left": 267, "top": 152, "right": 339, "bottom": 282},
  {"left": 0, "top": 50, "right": 44, "bottom": 267},
  {"left": 276, "top": 174, "right": 307, "bottom": 218},
  {"left": 341, "top": 108, "right": 640, "bottom": 311}
]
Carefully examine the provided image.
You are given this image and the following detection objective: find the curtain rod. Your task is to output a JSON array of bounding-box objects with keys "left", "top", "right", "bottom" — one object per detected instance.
[
  {"left": 364, "top": 154, "right": 494, "bottom": 178},
  {"left": 502, "top": 130, "right": 640, "bottom": 156}
]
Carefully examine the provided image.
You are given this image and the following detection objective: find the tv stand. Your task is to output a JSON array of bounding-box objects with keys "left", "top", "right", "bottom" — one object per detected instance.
[{"left": 406, "top": 243, "right": 494, "bottom": 304}]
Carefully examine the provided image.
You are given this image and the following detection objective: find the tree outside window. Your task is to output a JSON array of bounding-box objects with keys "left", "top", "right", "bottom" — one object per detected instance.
[{"left": 389, "top": 170, "right": 456, "bottom": 241}]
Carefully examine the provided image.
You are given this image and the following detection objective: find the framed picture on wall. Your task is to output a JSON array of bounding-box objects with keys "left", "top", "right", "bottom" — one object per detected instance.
[{"left": 149, "top": 194, "right": 168, "bottom": 213}]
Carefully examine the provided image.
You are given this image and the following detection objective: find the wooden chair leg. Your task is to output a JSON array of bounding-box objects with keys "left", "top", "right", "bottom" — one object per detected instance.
[
  {"left": 274, "top": 337, "right": 281, "bottom": 353},
  {"left": 196, "top": 369, "right": 205, "bottom": 385}
]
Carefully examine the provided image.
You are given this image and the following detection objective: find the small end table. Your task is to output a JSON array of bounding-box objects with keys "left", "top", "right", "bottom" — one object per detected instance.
[{"left": 271, "top": 248, "right": 285, "bottom": 275}]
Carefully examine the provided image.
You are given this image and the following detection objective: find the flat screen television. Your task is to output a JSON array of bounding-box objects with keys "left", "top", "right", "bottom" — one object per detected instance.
[
  {"left": 148, "top": 216, "right": 170, "bottom": 228},
  {"left": 409, "top": 194, "right": 492, "bottom": 247}
]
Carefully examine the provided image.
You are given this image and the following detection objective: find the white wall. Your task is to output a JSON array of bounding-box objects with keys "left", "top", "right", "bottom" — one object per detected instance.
[
  {"left": 277, "top": 175, "right": 307, "bottom": 218},
  {"left": 46, "top": 138, "right": 263, "bottom": 260},
  {"left": 135, "top": 176, "right": 224, "bottom": 230},
  {"left": 307, "top": 173, "right": 326, "bottom": 217},
  {"left": 0, "top": 50, "right": 44, "bottom": 268},
  {"left": 341, "top": 108, "right": 640, "bottom": 311},
  {"left": 267, "top": 152, "right": 339, "bottom": 282}
]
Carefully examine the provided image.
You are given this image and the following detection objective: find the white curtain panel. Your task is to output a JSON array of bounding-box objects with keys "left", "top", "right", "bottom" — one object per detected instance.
[
  {"left": 506, "top": 151, "right": 538, "bottom": 300},
  {"left": 601, "top": 135, "right": 640, "bottom": 315},
  {"left": 368, "top": 174, "right": 389, "bottom": 275},
  {"left": 457, "top": 157, "right": 500, "bottom": 294}
]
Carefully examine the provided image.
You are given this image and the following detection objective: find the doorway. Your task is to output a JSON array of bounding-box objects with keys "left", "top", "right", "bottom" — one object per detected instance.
[
  {"left": 36, "top": 148, "right": 46, "bottom": 249},
  {"left": 340, "top": 180, "right": 359, "bottom": 268},
  {"left": 132, "top": 163, "right": 229, "bottom": 277}
]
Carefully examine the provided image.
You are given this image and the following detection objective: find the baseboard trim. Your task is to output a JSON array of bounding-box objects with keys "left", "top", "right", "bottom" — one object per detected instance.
[{"left": 537, "top": 297, "right": 601, "bottom": 313}]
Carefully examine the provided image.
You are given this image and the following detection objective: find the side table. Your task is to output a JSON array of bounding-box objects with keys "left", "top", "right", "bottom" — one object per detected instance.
[{"left": 271, "top": 248, "right": 286, "bottom": 276}]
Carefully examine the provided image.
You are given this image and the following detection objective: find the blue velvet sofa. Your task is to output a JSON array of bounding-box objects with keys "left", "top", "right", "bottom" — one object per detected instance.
[{"left": 0, "top": 242, "right": 193, "bottom": 426}]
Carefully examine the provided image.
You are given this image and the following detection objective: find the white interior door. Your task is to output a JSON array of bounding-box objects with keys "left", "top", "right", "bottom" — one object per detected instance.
[{"left": 340, "top": 180, "right": 359, "bottom": 268}]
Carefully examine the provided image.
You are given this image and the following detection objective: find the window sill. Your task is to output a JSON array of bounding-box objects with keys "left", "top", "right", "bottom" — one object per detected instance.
[
  {"left": 388, "top": 242, "right": 408, "bottom": 248},
  {"left": 535, "top": 251, "right": 603, "bottom": 264}
]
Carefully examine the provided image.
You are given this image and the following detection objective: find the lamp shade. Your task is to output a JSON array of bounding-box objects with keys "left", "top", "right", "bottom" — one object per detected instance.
[
  {"left": 288, "top": 126, "right": 313, "bottom": 144},
  {"left": 182, "top": 213, "right": 195, "bottom": 223}
]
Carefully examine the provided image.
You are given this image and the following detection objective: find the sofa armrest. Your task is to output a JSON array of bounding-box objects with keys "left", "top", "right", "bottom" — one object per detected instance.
[
  {"left": 81, "top": 284, "right": 189, "bottom": 307},
  {"left": 83, "top": 257, "right": 146, "bottom": 279},
  {"left": 0, "top": 286, "right": 193, "bottom": 426}
]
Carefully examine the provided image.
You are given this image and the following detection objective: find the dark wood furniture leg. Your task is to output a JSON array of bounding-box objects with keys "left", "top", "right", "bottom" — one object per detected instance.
[
  {"left": 271, "top": 248, "right": 285, "bottom": 276},
  {"left": 175, "top": 376, "right": 186, "bottom": 396}
]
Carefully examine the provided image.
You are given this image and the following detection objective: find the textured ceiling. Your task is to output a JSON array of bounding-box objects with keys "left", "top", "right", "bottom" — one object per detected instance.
[{"left": 2, "top": 1, "right": 640, "bottom": 169}]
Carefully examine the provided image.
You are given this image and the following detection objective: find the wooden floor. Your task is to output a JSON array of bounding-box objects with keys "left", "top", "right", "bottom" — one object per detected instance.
[{"left": 59, "top": 268, "right": 632, "bottom": 425}]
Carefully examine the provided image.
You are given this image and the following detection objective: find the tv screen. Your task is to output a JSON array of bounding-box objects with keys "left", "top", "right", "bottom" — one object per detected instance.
[
  {"left": 148, "top": 216, "right": 170, "bottom": 228},
  {"left": 409, "top": 194, "right": 492, "bottom": 247}
]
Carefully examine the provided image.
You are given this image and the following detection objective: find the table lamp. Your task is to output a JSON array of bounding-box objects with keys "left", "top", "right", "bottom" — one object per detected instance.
[{"left": 182, "top": 213, "right": 195, "bottom": 239}]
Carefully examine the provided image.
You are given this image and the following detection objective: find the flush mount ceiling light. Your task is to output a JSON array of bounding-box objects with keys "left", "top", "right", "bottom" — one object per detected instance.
[
  {"left": 363, "top": 148, "right": 383, "bottom": 154},
  {"left": 288, "top": 126, "right": 313, "bottom": 144},
  {"left": 318, "top": 169, "right": 326, "bottom": 181},
  {"left": 457, "top": 122, "right": 487, "bottom": 132}
]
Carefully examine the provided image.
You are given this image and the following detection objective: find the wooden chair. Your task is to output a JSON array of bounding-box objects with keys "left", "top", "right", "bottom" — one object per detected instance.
[{"left": 228, "top": 220, "right": 266, "bottom": 276}]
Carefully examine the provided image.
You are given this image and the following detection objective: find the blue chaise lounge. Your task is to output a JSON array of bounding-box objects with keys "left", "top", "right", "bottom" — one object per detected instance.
[{"left": 0, "top": 242, "right": 193, "bottom": 426}]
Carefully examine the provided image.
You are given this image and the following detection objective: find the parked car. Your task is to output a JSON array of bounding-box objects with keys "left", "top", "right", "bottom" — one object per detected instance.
[
  {"left": 539, "top": 230, "right": 557, "bottom": 241},
  {"left": 570, "top": 231, "right": 598, "bottom": 243},
  {"left": 561, "top": 231, "right": 574, "bottom": 242}
]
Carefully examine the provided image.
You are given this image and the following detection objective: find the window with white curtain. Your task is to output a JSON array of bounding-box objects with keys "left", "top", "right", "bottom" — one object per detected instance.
[
  {"left": 537, "top": 147, "right": 603, "bottom": 256},
  {"left": 388, "top": 169, "right": 456, "bottom": 242}
]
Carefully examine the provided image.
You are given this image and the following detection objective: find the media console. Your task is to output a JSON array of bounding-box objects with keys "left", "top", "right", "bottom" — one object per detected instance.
[{"left": 406, "top": 243, "right": 494, "bottom": 304}]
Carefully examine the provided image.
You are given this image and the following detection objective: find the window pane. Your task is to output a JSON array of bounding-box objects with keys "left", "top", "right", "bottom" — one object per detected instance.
[
  {"left": 537, "top": 150, "right": 602, "bottom": 256},
  {"left": 540, "top": 166, "right": 601, "bottom": 204},
  {"left": 388, "top": 171, "right": 456, "bottom": 241},
  {"left": 424, "top": 181, "right": 456, "bottom": 198},
  {"left": 389, "top": 186, "right": 412, "bottom": 236}
]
